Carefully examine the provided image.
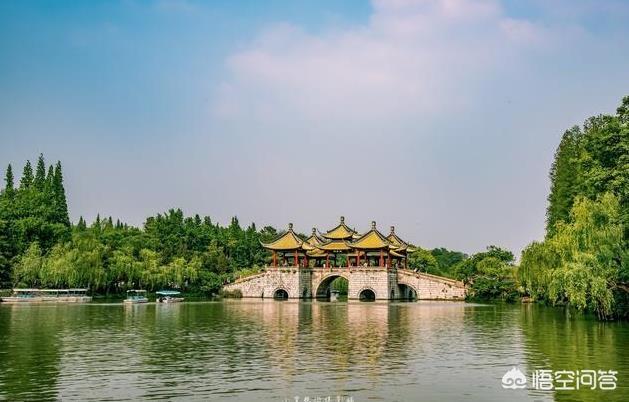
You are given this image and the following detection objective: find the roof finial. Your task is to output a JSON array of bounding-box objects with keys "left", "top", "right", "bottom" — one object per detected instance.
[
  {"left": 340, "top": 216, "right": 345, "bottom": 224},
  {"left": 371, "top": 221, "right": 376, "bottom": 230},
  {"left": 390, "top": 226, "right": 395, "bottom": 234},
  {"left": 312, "top": 227, "right": 316, "bottom": 234},
  {"left": 288, "top": 223, "right": 293, "bottom": 231}
]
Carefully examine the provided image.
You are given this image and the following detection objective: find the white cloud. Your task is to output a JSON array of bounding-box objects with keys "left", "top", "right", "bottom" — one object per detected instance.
[
  {"left": 212, "top": 0, "right": 546, "bottom": 132},
  {"left": 203, "top": 0, "right": 628, "bottom": 254}
]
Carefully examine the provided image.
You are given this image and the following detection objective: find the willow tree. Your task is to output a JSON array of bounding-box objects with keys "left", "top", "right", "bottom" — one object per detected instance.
[{"left": 520, "top": 194, "right": 624, "bottom": 319}]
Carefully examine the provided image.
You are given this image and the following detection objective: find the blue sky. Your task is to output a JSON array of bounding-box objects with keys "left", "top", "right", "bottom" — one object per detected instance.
[{"left": 1, "top": 0, "right": 628, "bottom": 256}]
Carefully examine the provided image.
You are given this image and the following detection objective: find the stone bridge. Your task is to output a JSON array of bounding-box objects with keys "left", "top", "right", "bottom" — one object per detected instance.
[{"left": 222, "top": 267, "right": 466, "bottom": 300}]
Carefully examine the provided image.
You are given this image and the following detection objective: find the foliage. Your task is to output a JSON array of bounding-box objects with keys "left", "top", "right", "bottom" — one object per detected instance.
[
  {"left": 430, "top": 247, "right": 467, "bottom": 278},
  {"left": 523, "top": 95, "right": 629, "bottom": 320},
  {"left": 408, "top": 247, "right": 468, "bottom": 279},
  {"left": 520, "top": 194, "right": 625, "bottom": 319},
  {"left": 408, "top": 248, "right": 438, "bottom": 273},
  {"left": 0, "top": 155, "right": 70, "bottom": 288},
  {"left": 453, "top": 246, "right": 518, "bottom": 301},
  {"left": 0, "top": 156, "right": 276, "bottom": 294}
]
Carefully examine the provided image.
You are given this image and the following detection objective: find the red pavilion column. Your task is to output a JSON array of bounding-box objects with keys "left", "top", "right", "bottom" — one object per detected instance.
[
  {"left": 294, "top": 250, "right": 298, "bottom": 267},
  {"left": 272, "top": 251, "right": 277, "bottom": 267},
  {"left": 326, "top": 253, "right": 330, "bottom": 268},
  {"left": 379, "top": 249, "right": 384, "bottom": 267}
]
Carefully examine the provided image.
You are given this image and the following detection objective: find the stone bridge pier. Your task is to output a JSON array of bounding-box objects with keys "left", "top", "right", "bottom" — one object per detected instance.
[{"left": 223, "top": 267, "right": 466, "bottom": 300}]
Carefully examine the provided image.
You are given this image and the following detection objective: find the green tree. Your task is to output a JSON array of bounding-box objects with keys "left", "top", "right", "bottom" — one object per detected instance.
[
  {"left": 34, "top": 154, "right": 46, "bottom": 190},
  {"left": 523, "top": 95, "right": 629, "bottom": 319},
  {"left": 52, "top": 161, "right": 70, "bottom": 226},
  {"left": 19, "top": 160, "right": 34, "bottom": 189},
  {"left": 520, "top": 194, "right": 625, "bottom": 319},
  {"left": 430, "top": 247, "right": 467, "bottom": 278},
  {"left": 408, "top": 248, "right": 439, "bottom": 274},
  {"left": 13, "top": 242, "right": 43, "bottom": 287},
  {"left": 453, "top": 245, "right": 517, "bottom": 301},
  {"left": 547, "top": 127, "right": 582, "bottom": 234},
  {"left": 4, "top": 164, "right": 15, "bottom": 199}
]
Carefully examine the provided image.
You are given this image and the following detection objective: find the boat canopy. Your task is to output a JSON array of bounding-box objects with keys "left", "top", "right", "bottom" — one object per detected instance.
[
  {"left": 12, "top": 288, "right": 89, "bottom": 293},
  {"left": 156, "top": 290, "right": 181, "bottom": 296}
]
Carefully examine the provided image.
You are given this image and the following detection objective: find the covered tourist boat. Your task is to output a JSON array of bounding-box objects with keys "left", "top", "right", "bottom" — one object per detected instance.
[
  {"left": 0, "top": 288, "right": 92, "bottom": 303},
  {"left": 124, "top": 289, "right": 148, "bottom": 304},
  {"left": 156, "top": 290, "right": 184, "bottom": 303}
]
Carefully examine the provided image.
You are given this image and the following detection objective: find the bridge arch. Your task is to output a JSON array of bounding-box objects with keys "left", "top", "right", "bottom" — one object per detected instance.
[
  {"left": 397, "top": 282, "right": 418, "bottom": 301},
  {"left": 314, "top": 273, "right": 349, "bottom": 299},
  {"left": 358, "top": 287, "right": 376, "bottom": 301},
  {"left": 273, "top": 288, "right": 289, "bottom": 299}
]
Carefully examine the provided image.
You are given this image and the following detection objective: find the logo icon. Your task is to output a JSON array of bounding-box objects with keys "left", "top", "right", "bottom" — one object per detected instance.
[{"left": 502, "top": 367, "right": 527, "bottom": 389}]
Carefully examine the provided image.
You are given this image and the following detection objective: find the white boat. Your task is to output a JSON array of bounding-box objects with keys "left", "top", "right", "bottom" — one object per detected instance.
[
  {"left": 0, "top": 288, "right": 92, "bottom": 303},
  {"left": 124, "top": 289, "right": 148, "bottom": 304},
  {"left": 156, "top": 290, "right": 184, "bottom": 303}
]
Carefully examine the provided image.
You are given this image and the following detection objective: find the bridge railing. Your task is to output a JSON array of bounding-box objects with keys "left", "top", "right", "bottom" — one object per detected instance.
[{"left": 396, "top": 268, "right": 465, "bottom": 287}]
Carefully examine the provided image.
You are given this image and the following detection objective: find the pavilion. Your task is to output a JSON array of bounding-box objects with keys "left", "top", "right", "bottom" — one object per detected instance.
[{"left": 260, "top": 217, "right": 415, "bottom": 269}]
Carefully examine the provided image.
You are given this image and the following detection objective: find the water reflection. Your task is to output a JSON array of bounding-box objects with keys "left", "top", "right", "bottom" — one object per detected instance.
[
  {"left": 0, "top": 301, "right": 627, "bottom": 401},
  {"left": 520, "top": 304, "right": 629, "bottom": 402}
]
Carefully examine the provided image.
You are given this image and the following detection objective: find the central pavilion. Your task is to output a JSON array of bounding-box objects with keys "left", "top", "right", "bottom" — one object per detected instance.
[{"left": 260, "top": 217, "right": 415, "bottom": 269}]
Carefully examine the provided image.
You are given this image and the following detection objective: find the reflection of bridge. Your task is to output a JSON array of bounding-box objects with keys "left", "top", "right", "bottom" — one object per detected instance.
[{"left": 222, "top": 267, "right": 466, "bottom": 300}]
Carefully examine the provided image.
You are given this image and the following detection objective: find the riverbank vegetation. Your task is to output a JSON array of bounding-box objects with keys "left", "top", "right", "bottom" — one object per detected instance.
[
  {"left": 519, "top": 96, "right": 628, "bottom": 319},
  {"left": 0, "top": 157, "right": 281, "bottom": 294}
]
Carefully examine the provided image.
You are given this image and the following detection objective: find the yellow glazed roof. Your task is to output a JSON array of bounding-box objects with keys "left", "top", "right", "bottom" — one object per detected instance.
[
  {"left": 304, "top": 228, "right": 324, "bottom": 246},
  {"left": 317, "top": 239, "right": 353, "bottom": 251},
  {"left": 386, "top": 226, "right": 408, "bottom": 247},
  {"left": 348, "top": 222, "right": 392, "bottom": 250},
  {"left": 260, "top": 223, "right": 303, "bottom": 251},
  {"left": 321, "top": 216, "right": 356, "bottom": 240},
  {"left": 306, "top": 249, "right": 327, "bottom": 258},
  {"left": 390, "top": 249, "right": 406, "bottom": 258}
]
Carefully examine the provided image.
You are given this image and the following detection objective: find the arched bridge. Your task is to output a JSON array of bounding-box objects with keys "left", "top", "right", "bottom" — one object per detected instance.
[{"left": 222, "top": 267, "right": 466, "bottom": 300}]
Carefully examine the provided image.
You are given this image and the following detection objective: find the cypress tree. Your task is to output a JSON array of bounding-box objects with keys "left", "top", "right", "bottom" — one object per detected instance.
[
  {"left": 46, "top": 165, "right": 54, "bottom": 190},
  {"left": 53, "top": 161, "right": 70, "bottom": 226},
  {"left": 34, "top": 153, "right": 46, "bottom": 190},
  {"left": 77, "top": 216, "right": 87, "bottom": 231},
  {"left": 4, "top": 164, "right": 15, "bottom": 198},
  {"left": 20, "top": 160, "right": 34, "bottom": 189},
  {"left": 546, "top": 126, "right": 582, "bottom": 235}
]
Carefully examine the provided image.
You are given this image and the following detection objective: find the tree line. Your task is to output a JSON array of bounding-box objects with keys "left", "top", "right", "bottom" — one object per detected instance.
[
  {"left": 0, "top": 156, "right": 282, "bottom": 294},
  {"left": 519, "top": 96, "right": 629, "bottom": 319},
  {"left": 0, "top": 156, "right": 475, "bottom": 295}
]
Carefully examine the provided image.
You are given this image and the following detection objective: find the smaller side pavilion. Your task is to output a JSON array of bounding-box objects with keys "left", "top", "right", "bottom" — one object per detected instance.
[{"left": 259, "top": 223, "right": 306, "bottom": 267}]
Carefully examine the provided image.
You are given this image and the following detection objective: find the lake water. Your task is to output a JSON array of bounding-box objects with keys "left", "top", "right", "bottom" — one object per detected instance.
[{"left": 0, "top": 300, "right": 627, "bottom": 401}]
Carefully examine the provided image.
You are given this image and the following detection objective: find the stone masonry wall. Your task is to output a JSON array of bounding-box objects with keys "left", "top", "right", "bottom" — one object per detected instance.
[
  {"left": 396, "top": 269, "right": 466, "bottom": 300},
  {"left": 223, "top": 267, "right": 466, "bottom": 300}
]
